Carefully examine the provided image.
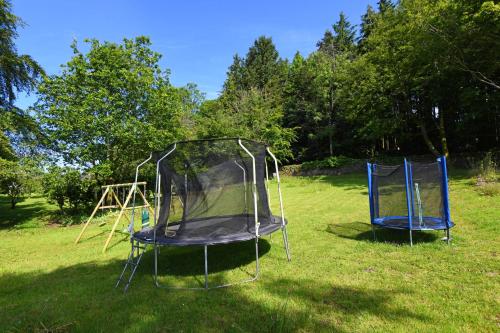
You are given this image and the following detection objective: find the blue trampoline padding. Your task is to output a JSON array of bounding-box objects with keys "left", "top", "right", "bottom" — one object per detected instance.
[{"left": 372, "top": 216, "right": 454, "bottom": 230}]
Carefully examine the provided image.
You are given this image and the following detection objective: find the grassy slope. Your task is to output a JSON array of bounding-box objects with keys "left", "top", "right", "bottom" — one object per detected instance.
[{"left": 0, "top": 172, "right": 498, "bottom": 332}]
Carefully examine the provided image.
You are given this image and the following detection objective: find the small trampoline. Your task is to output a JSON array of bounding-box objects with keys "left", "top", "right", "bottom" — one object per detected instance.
[
  {"left": 367, "top": 157, "right": 454, "bottom": 245},
  {"left": 116, "top": 138, "right": 291, "bottom": 291}
]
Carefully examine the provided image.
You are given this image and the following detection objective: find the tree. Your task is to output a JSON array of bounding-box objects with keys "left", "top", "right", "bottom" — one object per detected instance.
[
  {"left": 332, "top": 0, "right": 500, "bottom": 157},
  {"left": 358, "top": 5, "right": 378, "bottom": 53},
  {"left": 0, "top": 158, "right": 22, "bottom": 208},
  {"left": 377, "top": 0, "right": 394, "bottom": 14},
  {"left": 200, "top": 36, "right": 294, "bottom": 161},
  {"left": 0, "top": 0, "right": 45, "bottom": 172},
  {"left": 0, "top": 0, "right": 44, "bottom": 110},
  {"left": 317, "top": 12, "right": 356, "bottom": 57},
  {"left": 35, "top": 37, "right": 195, "bottom": 182}
]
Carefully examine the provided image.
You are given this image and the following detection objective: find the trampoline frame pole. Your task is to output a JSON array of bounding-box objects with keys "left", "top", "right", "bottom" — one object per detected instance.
[
  {"left": 267, "top": 147, "right": 291, "bottom": 262},
  {"left": 439, "top": 156, "right": 452, "bottom": 244},
  {"left": 404, "top": 158, "right": 413, "bottom": 246},
  {"left": 204, "top": 245, "right": 208, "bottom": 289}
]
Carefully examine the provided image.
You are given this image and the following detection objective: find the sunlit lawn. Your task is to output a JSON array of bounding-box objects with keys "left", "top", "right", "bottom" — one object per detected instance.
[{"left": 0, "top": 171, "right": 498, "bottom": 332}]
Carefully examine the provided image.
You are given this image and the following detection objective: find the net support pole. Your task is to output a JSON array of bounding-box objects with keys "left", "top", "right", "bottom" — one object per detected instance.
[
  {"left": 267, "top": 147, "right": 291, "bottom": 261},
  {"left": 439, "top": 156, "right": 452, "bottom": 244},
  {"left": 367, "top": 162, "right": 376, "bottom": 241},
  {"left": 404, "top": 158, "right": 413, "bottom": 246},
  {"left": 128, "top": 154, "right": 152, "bottom": 234},
  {"left": 153, "top": 144, "right": 176, "bottom": 286},
  {"left": 234, "top": 161, "right": 248, "bottom": 213},
  {"left": 239, "top": 139, "right": 259, "bottom": 238}
]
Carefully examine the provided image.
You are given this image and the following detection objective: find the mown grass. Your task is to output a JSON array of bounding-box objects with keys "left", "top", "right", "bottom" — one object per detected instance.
[{"left": 0, "top": 171, "right": 498, "bottom": 332}]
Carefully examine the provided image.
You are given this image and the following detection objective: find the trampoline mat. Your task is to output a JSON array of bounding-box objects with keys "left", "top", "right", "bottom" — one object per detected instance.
[
  {"left": 373, "top": 216, "right": 454, "bottom": 230},
  {"left": 133, "top": 215, "right": 286, "bottom": 246}
]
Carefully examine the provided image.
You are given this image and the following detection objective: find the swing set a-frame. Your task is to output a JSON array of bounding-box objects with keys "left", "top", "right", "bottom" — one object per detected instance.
[{"left": 74, "top": 181, "right": 154, "bottom": 252}]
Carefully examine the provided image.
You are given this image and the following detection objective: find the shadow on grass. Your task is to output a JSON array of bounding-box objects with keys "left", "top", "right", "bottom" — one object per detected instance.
[
  {"left": 147, "top": 239, "right": 272, "bottom": 277},
  {"left": 0, "top": 198, "right": 49, "bottom": 230},
  {"left": 0, "top": 253, "right": 429, "bottom": 332},
  {"left": 327, "top": 221, "right": 440, "bottom": 245}
]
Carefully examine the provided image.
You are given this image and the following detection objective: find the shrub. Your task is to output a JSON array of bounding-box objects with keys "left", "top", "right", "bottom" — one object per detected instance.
[
  {"left": 280, "top": 164, "right": 302, "bottom": 176},
  {"left": 43, "top": 166, "right": 96, "bottom": 212},
  {"left": 0, "top": 158, "right": 30, "bottom": 208},
  {"left": 478, "top": 182, "right": 500, "bottom": 196},
  {"left": 477, "top": 152, "right": 498, "bottom": 183},
  {"left": 301, "top": 155, "right": 357, "bottom": 171}
]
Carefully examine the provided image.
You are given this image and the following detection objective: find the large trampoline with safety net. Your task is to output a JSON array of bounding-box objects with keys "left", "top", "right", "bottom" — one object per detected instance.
[
  {"left": 116, "top": 138, "right": 291, "bottom": 291},
  {"left": 367, "top": 156, "right": 454, "bottom": 245}
]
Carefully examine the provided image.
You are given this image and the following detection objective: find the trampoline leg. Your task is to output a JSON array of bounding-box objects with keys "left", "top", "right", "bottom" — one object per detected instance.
[
  {"left": 204, "top": 245, "right": 208, "bottom": 290},
  {"left": 371, "top": 224, "right": 377, "bottom": 241},
  {"left": 446, "top": 228, "right": 451, "bottom": 244},
  {"left": 409, "top": 229, "right": 413, "bottom": 247},
  {"left": 282, "top": 226, "right": 291, "bottom": 261},
  {"left": 255, "top": 238, "right": 260, "bottom": 278},
  {"left": 154, "top": 245, "right": 159, "bottom": 287}
]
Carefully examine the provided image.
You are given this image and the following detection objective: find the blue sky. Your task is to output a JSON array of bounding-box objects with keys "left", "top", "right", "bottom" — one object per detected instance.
[{"left": 13, "top": 0, "right": 376, "bottom": 108}]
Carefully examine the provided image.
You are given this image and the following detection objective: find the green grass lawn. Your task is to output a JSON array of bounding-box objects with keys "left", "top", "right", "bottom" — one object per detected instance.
[{"left": 0, "top": 172, "right": 498, "bottom": 332}]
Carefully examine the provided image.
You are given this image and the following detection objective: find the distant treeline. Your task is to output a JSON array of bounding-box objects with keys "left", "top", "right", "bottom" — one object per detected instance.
[{"left": 1, "top": 0, "right": 499, "bottom": 195}]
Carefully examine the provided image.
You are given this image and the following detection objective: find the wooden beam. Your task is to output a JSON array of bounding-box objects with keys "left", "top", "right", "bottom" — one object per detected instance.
[
  {"left": 136, "top": 188, "right": 155, "bottom": 215},
  {"left": 101, "top": 181, "right": 146, "bottom": 189},
  {"left": 75, "top": 186, "right": 110, "bottom": 244},
  {"left": 103, "top": 184, "right": 135, "bottom": 252},
  {"left": 111, "top": 190, "right": 132, "bottom": 224}
]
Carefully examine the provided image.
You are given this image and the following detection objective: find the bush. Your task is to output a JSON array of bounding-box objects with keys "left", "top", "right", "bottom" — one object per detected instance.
[
  {"left": 477, "top": 152, "right": 498, "bottom": 183},
  {"left": 478, "top": 182, "right": 500, "bottom": 196},
  {"left": 0, "top": 159, "right": 22, "bottom": 208},
  {"left": 301, "top": 155, "right": 358, "bottom": 171},
  {"left": 280, "top": 164, "right": 302, "bottom": 176},
  {"left": 43, "top": 166, "right": 96, "bottom": 212}
]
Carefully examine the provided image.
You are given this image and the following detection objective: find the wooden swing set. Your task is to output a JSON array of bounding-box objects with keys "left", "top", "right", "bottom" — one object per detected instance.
[{"left": 74, "top": 181, "right": 154, "bottom": 252}]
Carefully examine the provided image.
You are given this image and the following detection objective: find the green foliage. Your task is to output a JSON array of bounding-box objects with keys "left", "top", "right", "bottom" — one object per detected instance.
[
  {"left": 0, "top": 0, "right": 44, "bottom": 109},
  {"left": 35, "top": 37, "right": 196, "bottom": 182},
  {"left": 43, "top": 166, "right": 95, "bottom": 212},
  {"left": 197, "top": 36, "right": 294, "bottom": 162},
  {"left": 0, "top": 157, "right": 42, "bottom": 208},
  {"left": 301, "top": 155, "right": 358, "bottom": 171},
  {"left": 0, "top": 158, "right": 22, "bottom": 208},
  {"left": 477, "top": 152, "right": 498, "bottom": 183}
]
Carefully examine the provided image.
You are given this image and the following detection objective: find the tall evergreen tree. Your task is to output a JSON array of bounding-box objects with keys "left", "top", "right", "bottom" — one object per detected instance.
[
  {"left": 377, "top": 0, "right": 394, "bottom": 14},
  {"left": 359, "top": 5, "right": 378, "bottom": 52},
  {"left": 317, "top": 12, "right": 356, "bottom": 57},
  {"left": 0, "top": 0, "right": 44, "bottom": 110}
]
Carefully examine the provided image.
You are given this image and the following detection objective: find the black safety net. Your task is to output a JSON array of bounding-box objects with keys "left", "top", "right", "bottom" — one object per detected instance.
[
  {"left": 409, "top": 161, "right": 444, "bottom": 225},
  {"left": 372, "top": 164, "right": 408, "bottom": 219},
  {"left": 137, "top": 138, "right": 283, "bottom": 245}
]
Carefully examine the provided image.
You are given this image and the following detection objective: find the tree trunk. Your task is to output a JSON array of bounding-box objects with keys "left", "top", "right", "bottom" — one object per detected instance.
[
  {"left": 328, "top": 87, "right": 334, "bottom": 156},
  {"left": 420, "top": 120, "right": 440, "bottom": 157},
  {"left": 10, "top": 197, "right": 16, "bottom": 209},
  {"left": 438, "top": 107, "right": 449, "bottom": 157}
]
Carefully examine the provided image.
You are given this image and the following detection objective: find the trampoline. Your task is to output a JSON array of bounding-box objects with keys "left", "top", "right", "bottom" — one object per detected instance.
[
  {"left": 367, "top": 156, "right": 454, "bottom": 245},
  {"left": 116, "top": 138, "right": 291, "bottom": 291}
]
